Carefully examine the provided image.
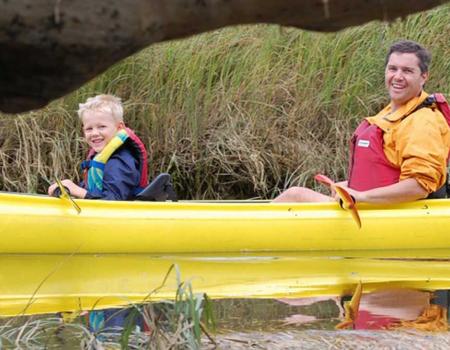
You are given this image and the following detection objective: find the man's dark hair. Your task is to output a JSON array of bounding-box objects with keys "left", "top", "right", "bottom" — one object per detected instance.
[{"left": 385, "top": 40, "right": 431, "bottom": 73}]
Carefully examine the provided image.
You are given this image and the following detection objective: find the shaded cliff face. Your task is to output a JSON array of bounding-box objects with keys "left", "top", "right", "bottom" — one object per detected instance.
[{"left": 0, "top": 0, "right": 448, "bottom": 114}]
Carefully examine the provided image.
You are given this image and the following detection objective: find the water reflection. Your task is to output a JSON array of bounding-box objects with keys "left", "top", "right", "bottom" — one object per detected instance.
[
  {"left": 213, "top": 298, "right": 341, "bottom": 331},
  {"left": 2, "top": 251, "right": 450, "bottom": 317},
  {"left": 212, "top": 292, "right": 448, "bottom": 329},
  {"left": 2, "top": 252, "right": 450, "bottom": 347},
  {"left": 275, "top": 288, "right": 448, "bottom": 331}
]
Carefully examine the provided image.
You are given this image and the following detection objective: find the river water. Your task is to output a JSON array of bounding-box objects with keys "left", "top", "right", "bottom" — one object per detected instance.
[{"left": 1, "top": 251, "right": 450, "bottom": 348}]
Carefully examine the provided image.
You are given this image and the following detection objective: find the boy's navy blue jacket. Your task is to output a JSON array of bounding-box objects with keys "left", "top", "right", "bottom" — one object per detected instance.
[{"left": 81, "top": 144, "right": 141, "bottom": 201}]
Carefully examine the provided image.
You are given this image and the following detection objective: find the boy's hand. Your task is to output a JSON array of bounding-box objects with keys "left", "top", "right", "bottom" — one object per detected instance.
[{"left": 48, "top": 179, "right": 87, "bottom": 199}]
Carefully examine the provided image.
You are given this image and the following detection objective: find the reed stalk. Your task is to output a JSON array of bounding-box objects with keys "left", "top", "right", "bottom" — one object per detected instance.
[{"left": 1, "top": 6, "right": 449, "bottom": 199}]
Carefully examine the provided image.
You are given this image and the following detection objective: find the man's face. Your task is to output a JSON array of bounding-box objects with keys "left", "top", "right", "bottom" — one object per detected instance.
[
  {"left": 385, "top": 52, "right": 428, "bottom": 110},
  {"left": 82, "top": 110, "right": 124, "bottom": 153}
]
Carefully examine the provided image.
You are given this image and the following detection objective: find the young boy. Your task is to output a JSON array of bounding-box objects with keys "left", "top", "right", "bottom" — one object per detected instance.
[{"left": 48, "top": 94, "right": 148, "bottom": 200}]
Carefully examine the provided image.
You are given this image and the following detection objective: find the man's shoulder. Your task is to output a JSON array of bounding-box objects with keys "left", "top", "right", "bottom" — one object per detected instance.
[
  {"left": 408, "top": 103, "right": 446, "bottom": 122},
  {"left": 400, "top": 106, "right": 449, "bottom": 133}
]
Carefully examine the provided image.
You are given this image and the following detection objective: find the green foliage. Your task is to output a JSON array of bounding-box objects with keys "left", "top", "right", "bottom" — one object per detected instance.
[{"left": 1, "top": 5, "right": 450, "bottom": 199}]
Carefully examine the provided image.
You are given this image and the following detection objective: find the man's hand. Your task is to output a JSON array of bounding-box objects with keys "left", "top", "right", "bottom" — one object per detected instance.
[
  {"left": 330, "top": 180, "right": 348, "bottom": 197},
  {"left": 333, "top": 184, "right": 364, "bottom": 203}
]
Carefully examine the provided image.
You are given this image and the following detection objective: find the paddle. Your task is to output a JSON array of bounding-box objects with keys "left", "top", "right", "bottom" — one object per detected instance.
[
  {"left": 314, "top": 174, "right": 361, "bottom": 228},
  {"left": 335, "top": 281, "right": 363, "bottom": 329},
  {"left": 54, "top": 178, "right": 81, "bottom": 214}
]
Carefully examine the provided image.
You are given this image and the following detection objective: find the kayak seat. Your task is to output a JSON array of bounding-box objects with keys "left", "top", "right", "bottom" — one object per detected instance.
[{"left": 135, "top": 173, "right": 178, "bottom": 201}]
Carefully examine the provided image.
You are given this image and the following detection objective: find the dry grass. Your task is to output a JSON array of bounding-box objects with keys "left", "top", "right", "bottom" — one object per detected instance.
[{"left": 1, "top": 5, "right": 450, "bottom": 199}]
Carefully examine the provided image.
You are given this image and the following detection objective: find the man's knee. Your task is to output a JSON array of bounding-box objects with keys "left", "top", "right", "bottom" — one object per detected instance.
[{"left": 277, "top": 186, "right": 309, "bottom": 201}]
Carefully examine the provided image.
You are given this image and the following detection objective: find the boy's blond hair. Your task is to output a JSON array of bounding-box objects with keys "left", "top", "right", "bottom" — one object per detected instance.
[{"left": 78, "top": 94, "right": 124, "bottom": 122}]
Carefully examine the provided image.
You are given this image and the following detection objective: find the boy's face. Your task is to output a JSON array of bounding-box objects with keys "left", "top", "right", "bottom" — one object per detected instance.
[{"left": 82, "top": 110, "right": 124, "bottom": 153}]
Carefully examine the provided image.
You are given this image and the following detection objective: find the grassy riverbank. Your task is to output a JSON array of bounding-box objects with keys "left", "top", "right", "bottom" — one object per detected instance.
[{"left": 1, "top": 6, "right": 450, "bottom": 199}]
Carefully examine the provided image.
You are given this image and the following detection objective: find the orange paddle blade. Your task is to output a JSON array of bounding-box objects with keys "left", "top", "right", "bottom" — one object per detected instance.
[
  {"left": 314, "top": 174, "right": 361, "bottom": 229},
  {"left": 314, "top": 174, "right": 335, "bottom": 187},
  {"left": 334, "top": 186, "right": 361, "bottom": 228},
  {"left": 348, "top": 281, "right": 363, "bottom": 318},
  {"left": 335, "top": 281, "right": 363, "bottom": 329}
]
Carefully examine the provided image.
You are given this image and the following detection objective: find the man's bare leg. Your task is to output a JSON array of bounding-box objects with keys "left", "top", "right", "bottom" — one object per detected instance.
[{"left": 273, "top": 186, "right": 334, "bottom": 202}]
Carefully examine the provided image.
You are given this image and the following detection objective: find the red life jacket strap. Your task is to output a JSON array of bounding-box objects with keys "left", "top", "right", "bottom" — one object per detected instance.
[
  {"left": 434, "top": 93, "right": 450, "bottom": 127},
  {"left": 124, "top": 127, "right": 149, "bottom": 188}
]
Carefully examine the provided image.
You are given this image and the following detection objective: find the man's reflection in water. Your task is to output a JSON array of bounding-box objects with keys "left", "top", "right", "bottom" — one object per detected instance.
[
  {"left": 279, "top": 288, "right": 449, "bottom": 331},
  {"left": 355, "top": 289, "right": 431, "bottom": 330}
]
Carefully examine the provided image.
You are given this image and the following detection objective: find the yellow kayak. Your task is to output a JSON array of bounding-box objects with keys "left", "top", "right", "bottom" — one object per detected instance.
[{"left": 2, "top": 191, "right": 450, "bottom": 253}]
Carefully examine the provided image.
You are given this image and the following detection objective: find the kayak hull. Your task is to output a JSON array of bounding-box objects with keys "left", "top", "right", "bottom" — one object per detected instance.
[{"left": 1, "top": 192, "right": 450, "bottom": 253}]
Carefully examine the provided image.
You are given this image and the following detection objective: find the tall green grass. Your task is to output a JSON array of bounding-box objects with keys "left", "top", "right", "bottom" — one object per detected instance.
[{"left": 1, "top": 5, "right": 450, "bottom": 199}]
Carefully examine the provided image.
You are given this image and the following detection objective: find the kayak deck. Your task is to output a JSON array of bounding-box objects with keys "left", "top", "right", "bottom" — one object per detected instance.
[{"left": 1, "top": 192, "right": 450, "bottom": 253}]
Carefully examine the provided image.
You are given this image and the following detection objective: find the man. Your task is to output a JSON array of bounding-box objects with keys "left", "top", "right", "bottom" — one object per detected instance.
[{"left": 274, "top": 40, "right": 450, "bottom": 204}]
